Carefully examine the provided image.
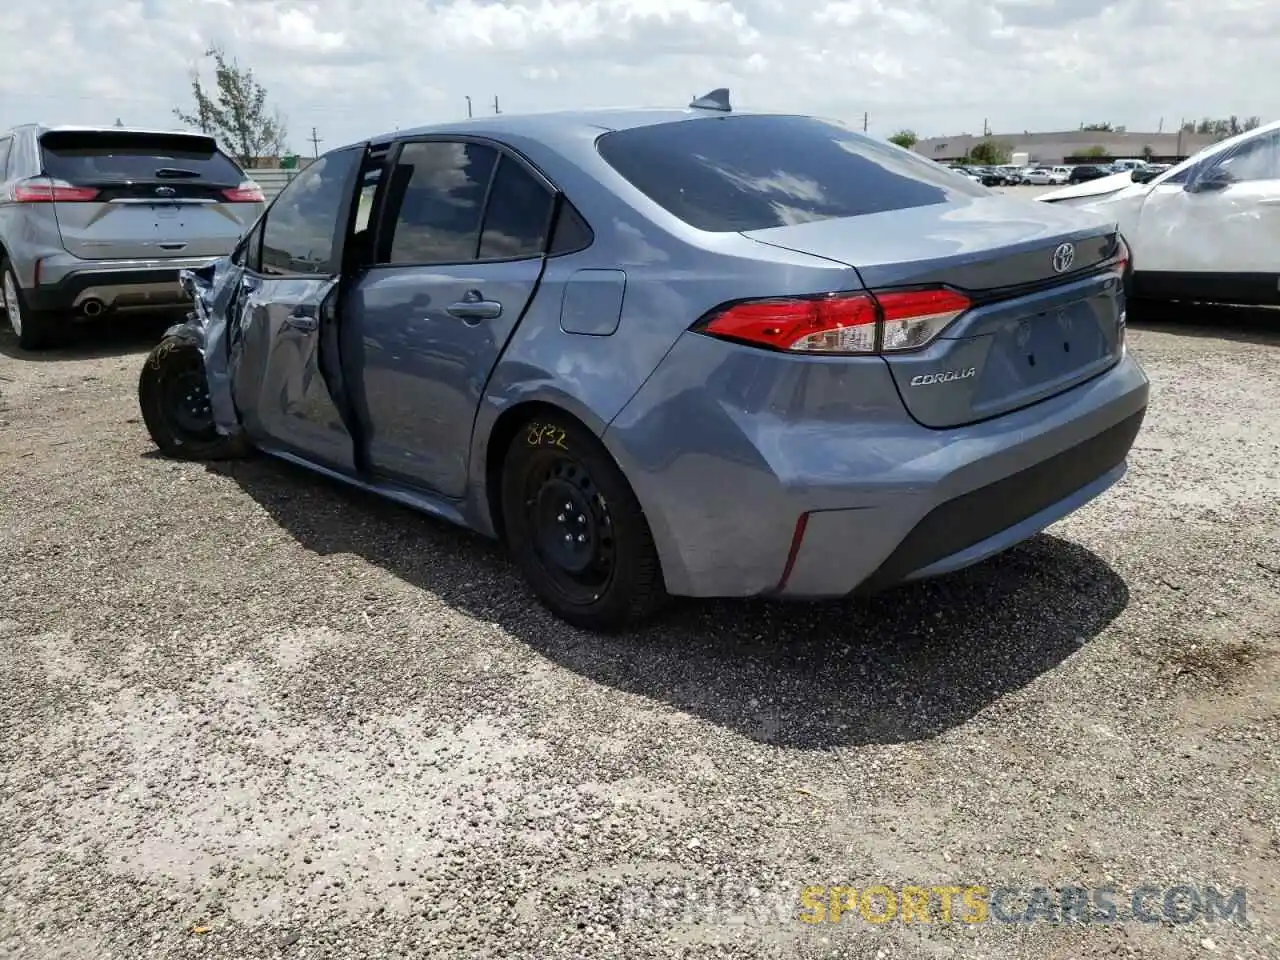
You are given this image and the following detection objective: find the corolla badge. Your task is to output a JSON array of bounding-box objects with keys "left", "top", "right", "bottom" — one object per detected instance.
[
  {"left": 1051, "top": 242, "right": 1076, "bottom": 273},
  {"left": 911, "top": 367, "right": 977, "bottom": 386}
]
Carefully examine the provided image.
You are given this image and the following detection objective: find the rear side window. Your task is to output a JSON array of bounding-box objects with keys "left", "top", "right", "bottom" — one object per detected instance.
[
  {"left": 260, "top": 147, "right": 361, "bottom": 276},
  {"left": 39, "top": 131, "right": 246, "bottom": 184},
  {"left": 0, "top": 138, "right": 11, "bottom": 180},
  {"left": 596, "top": 115, "right": 985, "bottom": 232},
  {"left": 377, "top": 141, "right": 498, "bottom": 265},
  {"left": 477, "top": 155, "right": 554, "bottom": 260},
  {"left": 549, "top": 200, "right": 592, "bottom": 254}
]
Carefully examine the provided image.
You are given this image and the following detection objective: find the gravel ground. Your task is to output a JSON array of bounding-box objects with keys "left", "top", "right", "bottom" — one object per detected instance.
[{"left": 0, "top": 306, "right": 1277, "bottom": 960}]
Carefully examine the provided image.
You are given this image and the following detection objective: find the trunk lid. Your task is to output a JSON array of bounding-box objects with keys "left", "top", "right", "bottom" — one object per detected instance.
[
  {"left": 743, "top": 195, "right": 1127, "bottom": 429},
  {"left": 39, "top": 129, "right": 261, "bottom": 261}
]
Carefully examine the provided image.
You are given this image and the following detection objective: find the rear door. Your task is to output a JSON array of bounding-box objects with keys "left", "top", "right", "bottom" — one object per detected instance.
[
  {"left": 38, "top": 129, "right": 262, "bottom": 260},
  {"left": 343, "top": 137, "right": 553, "bottom": 498},
  {"left": 230, "top": 144, "right": 367, "bottom": 470}
]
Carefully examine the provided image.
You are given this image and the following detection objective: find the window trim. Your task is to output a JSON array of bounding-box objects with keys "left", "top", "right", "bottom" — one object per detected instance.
[
  {"left": 232, "top": 215, "right": 265, "bottom": 271},
  {"left": 254, "top": 144, "right": 365, "bottom": 279},
  {"left": 366, "top": 134, "right": 590, "bottom": 272}
]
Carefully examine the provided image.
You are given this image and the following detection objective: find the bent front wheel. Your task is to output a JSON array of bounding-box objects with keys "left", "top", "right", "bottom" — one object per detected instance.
[{"left": 138, "top": 335, "right": 251, "bottom": 461}]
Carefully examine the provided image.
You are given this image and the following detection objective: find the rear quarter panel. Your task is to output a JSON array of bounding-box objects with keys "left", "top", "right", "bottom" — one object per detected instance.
[{"left": 465, "top": 127, "right": 861, "bottom": 525}]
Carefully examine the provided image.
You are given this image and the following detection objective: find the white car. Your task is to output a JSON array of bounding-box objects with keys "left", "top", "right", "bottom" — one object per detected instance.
[
  {"left": 1038, "top": 120, "right": 1280, "bottom": 306},
  {"left": 1024, "top": 166, "right": 1070, "bottom": 185},
  {"left": 946, "top": 165, "right": 985, "bottom": 184}
]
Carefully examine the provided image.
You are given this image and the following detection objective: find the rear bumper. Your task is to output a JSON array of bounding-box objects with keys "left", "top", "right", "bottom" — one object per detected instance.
[
  {"left": 848, "top": 409, "right": 1142, "bottom": 593},
  {"left": 26, "top": 255, "right": 222, "bottom": 314},
  {"left": 603, "top": 332, "right": 1150, "bottom": 599}
]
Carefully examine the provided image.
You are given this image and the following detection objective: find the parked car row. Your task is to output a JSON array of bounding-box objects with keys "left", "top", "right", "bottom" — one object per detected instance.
[
  {"left": 946, "top": 164, "right": 1023, "bottom": 186},
  {"left": 942, "top": 161, "right": 1177, "bottom": 188}
]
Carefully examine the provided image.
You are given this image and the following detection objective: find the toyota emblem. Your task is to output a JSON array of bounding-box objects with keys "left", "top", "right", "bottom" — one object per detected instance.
[
  {"left": 1051, "top": 242, "right": 1075, "bottom": 273},
  {"left": 155, "top": 185, "right": 176, "bottom": 197}
]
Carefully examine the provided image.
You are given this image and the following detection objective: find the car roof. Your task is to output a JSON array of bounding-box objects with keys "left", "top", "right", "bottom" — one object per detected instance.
[
  {"left": 338, "top": 106, "right": 770, "bottom": 153},
  {"left": 13, "top": 123, "right": 216, "bottom": 139}
]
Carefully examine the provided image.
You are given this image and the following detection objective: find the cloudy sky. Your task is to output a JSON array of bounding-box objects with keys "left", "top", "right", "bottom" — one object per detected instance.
[{"left": 2, "top": 0, "right": 1276, "bottom": 152}]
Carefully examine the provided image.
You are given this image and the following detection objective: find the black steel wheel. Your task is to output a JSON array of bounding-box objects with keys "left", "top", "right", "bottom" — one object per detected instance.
[
  {"left": 138, "top": 335, "right": 251, "bottom": 461},
  {"left": 501, "top": 414, "right": 667, "bottom": 630},
  {"left": 524, "top": 453, "right": 617, "bottom": 604}
]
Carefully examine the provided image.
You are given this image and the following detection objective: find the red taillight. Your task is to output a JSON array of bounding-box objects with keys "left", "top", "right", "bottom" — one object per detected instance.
[
  {"left": 1114, "top": 234, "right": 1131, "bottom": 275},
  {"left": 700, "top": 293, "right": 880, "bottom": 353},
  {"left": 697, "top": 288, "right": 970, "bottom": 355},
  {"left": 221, "top": 181, "right": 265, "bottom": 203},
  {"left": 14, "top": 177, "right": 99, "bottom": 202}
]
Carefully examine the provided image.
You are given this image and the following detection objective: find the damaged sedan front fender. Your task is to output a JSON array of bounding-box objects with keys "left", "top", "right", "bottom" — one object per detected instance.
[{"left": 169, "top": 256, "right": 250, "bottom": 439}]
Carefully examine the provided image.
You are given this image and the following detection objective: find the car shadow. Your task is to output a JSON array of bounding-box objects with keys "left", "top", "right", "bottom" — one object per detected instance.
[
  {"left": 1128, "top": 300, "right": 1280, "bottom": 346},
  {"left": 0, "top": 313, "right": 177, "bottom": 362},
  {"left": 204, "top": 455, "right": 1131, "bottom": 750}
]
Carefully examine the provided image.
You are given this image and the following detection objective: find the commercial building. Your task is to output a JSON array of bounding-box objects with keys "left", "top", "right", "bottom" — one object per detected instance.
[{"left": 912, "top": 129, "right": 1220, "bottom": 165}]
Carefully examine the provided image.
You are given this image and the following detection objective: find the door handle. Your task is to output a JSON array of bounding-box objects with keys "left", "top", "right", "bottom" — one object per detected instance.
[
  {"left": 445, "top": 291, "right": 502, "bottom": 321},
  {"left": 284, "top": 312, "right": 318, "bottom": 332}
]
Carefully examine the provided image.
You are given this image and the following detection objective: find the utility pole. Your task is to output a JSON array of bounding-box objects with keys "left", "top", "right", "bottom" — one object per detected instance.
[
  {"left": 308, "top": 127, "right": 323, "bottom": 158},
  {"left": 493, "top": 95, "right": 501, "bottom": 115},
  {"left": 862, "top": 111, "right": 868, "bottom": 132},
  {"left": 465, "top": 96, "right": 472, "bottom": 118},
  {"left": 1157, "top": 116, "right": 1164, "bottom": 133}
]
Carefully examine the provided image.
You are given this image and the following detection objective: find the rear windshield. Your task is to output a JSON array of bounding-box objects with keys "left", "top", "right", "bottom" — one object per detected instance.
[
  {"left": 595, "top": 114, "right": 986, "bottom": 232},
  {"left": 40, "top": 131, "right": 245, "bottom": 184}
]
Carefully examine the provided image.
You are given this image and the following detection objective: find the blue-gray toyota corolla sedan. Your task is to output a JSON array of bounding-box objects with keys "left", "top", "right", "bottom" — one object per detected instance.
[{"left": 138, "top": 92, "right": 1150, "bottom": 631}]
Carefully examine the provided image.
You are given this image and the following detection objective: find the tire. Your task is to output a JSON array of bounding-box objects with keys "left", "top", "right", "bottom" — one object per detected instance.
[
  {"left": 138, "top": 334, "right": 251, "bottom": 461},
  {"left": 1, "top": 258, "right": 60, "bottom": 351},
  {"left": 500, "top": 414, "right": 668, "bottom": 631}
]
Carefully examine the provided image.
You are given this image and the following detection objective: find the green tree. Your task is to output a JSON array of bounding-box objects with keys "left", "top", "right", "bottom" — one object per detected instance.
[
  {"left": 1069, "top": 145, "right": 1109, "bottom": 158},
  {"left": 1189, "top": 116, "right": 1264, "bottom": 140},
  {"left": 1141, "top": 144, "right": 1155, "bottom": 161},
  {"left": 888, "top": 129, "right": 918, "bottom": 150},
  {"left": 966, "top": 139, "right": 1012, "bottom": 165},
  {"left": 1081, "top": 122, "right": 1113, "bottom": 131},
  {"left": 174, "top": 46, "right": 289, "bottom": 165}
]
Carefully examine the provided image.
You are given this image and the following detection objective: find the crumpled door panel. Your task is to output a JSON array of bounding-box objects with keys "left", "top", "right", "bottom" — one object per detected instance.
[
  {"left": 175, "top": 258, "right": 251, "bottom": 438},
  {"left": 236, "top": 277, "right": 353, "bottom": 466}
]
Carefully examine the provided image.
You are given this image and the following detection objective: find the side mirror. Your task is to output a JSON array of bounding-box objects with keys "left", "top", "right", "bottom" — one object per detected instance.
[
  {"left": 1130, "top": 168, "right": 1157, "bottom": 184},
  {"left": 1186, "top": 168, "right": 1233, "bottom": 193}
]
